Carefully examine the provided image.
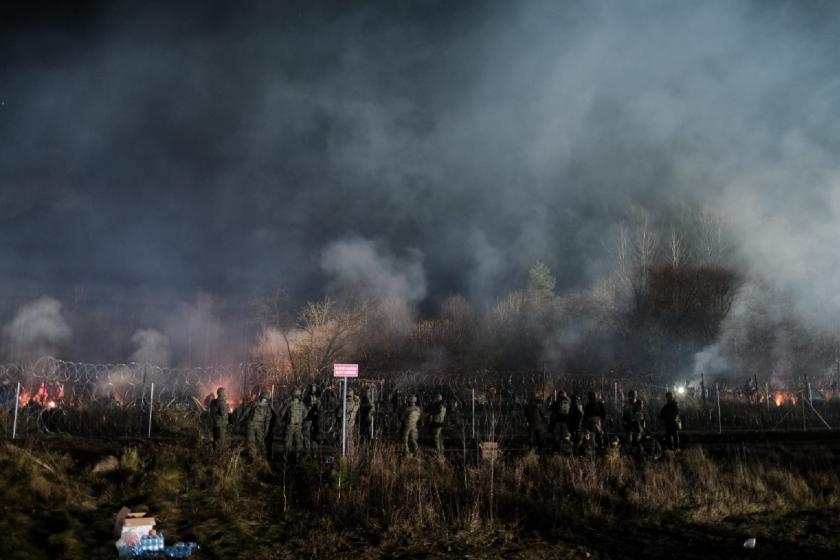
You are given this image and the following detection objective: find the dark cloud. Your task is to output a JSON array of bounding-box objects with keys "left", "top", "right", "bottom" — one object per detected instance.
[{"left": 1, "top": 0, "right": 839, "bottom": 361}]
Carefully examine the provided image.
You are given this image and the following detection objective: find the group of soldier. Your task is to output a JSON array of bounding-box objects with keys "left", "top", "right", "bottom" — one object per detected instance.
[
  {"left": 207, "top": 385, "right": 379, "bottom": 461},
  {"left": 524, "top": 389, "right": 683, "bottom": 457},
  {"left": 206, "top": 383, "right": 682, "bottom": 462}
]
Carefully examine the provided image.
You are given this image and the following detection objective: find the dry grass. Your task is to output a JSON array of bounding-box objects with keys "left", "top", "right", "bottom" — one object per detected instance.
[{"left": 0, "top": 440, "right": 838, "bottom": 559}]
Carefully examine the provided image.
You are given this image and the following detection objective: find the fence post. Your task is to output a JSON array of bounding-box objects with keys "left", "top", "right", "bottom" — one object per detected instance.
[
  {"left": 715, "top": 383, "right": 722, "bottom": 434},
  {"left": 471, "top": 388, "right": 476, "bottom": 440},
  {"left": 12, "top": 381, "right": 20, "bottom": 439},
  {"left": 341, "top": 377, "right": 348, "bottom": 457},
  {"left": 147, "top": 382, "right": 155, "bottom": 438}
]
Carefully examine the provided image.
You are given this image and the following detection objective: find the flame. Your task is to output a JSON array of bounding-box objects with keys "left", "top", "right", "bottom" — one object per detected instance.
[{"left": 47, "top": 400, "right": 57, "bottom": 409}]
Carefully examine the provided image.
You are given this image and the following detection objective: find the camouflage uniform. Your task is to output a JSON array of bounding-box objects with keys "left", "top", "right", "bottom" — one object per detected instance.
[
  {"left": 582, "top": 392, "right": 606, "bottom": 447},
  {"left": 401, "top": 395, "right": 422, "bottom": 453},
  {"left": 303, "top": 385, "right": 320, "bottom": 453},
  {"left": 549, "top": 391, "right": 571, "bottom": 449},
  {"left": 427, "top": 394, "right": 446, "bottom": 453},
  {"left": 247, "top": 393, "right": 272, "bottom": 460},
  {"left": 210, "top": 387, "right": 229, "bottom": 451},
  {"left": 556, "top": 426, "right": 575, "bottom": 457},
  {"left": 622, "top": 391, "right": 646, "bottom": 446},
  {"left": 338, "top": 389, "right": 360, "bottom": 453},
  {"left": 359, "top": 390, "right": 376, "bottom": 441},
  {"left": 524, "top": 392, "right": 547, "bottom": 453},
  {"left": 284, "top": 389, "right": 307, "bottom": 458}
]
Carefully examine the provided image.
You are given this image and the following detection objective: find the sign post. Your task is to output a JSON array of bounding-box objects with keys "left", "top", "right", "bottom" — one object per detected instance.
[{"left": 334, "top": 364, "right": 359, "bottom": 457}]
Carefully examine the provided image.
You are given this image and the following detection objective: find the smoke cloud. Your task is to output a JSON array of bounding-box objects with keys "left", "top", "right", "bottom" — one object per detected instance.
[
  {"left": 3, "top": 296, "right": 72, "bottom": 361},
  {"left": 130, "top": 329, "right": 172, "bottom": 367},
  {"left": 1, "top": 1, "right": 840, "bottom": 362}
]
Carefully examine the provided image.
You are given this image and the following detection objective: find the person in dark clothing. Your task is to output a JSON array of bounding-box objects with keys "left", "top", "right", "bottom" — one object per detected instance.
[
  {"left": 524, "top": 391, "right": 548, "bottom": 453},
  {"left": 568, "top": 394, "right": 584, "bottom": 443},
  {"left": 659, "top": 391, "right": 682, "bottom": 450},
  {"left": 583, "top": 391, "right": 606, "bottom": 447},
  {"left": 549, "top": 390, "right": 570, "bottom": 449}
]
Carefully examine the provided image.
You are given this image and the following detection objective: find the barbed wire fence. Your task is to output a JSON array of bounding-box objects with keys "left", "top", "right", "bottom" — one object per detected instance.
[{"left": 0, "top": 357, "right": 837, "bottom": 443}]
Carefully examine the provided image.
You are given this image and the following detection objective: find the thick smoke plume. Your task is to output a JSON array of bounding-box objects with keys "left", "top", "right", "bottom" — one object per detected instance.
[
  {"left": 1, "top": 2, "right": 840, "bottom": 370},
  {"left": 130, "top": 329, "right": 172, "bottom": 367},
  {"left": 3, "top": 296, "right": 71, "bottom": 362}
]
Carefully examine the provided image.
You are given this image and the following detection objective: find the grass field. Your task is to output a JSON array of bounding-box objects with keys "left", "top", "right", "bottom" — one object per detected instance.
[{"left": 1, "top": 437, "right": 838, "bottom": 559}]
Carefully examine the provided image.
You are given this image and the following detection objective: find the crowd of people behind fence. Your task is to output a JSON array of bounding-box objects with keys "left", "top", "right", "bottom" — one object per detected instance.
[{"left": 205, "top": 383, "right": 684, "bottom": 463}]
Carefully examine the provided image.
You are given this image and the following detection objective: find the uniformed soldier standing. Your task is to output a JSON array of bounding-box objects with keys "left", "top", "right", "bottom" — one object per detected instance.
[
  {"left": 583, "top": 391, "right": 606, "bottom": 447},
  {"left": 303, "top": 384, "right": 320, "bottom": 453},
  {"left": 247, "top": 392, "right": 272, "bottom": 460},
  {"left": 524, "top": 391, "right": 547, "bottom": 453},
  {"left": 401, "top": 395, "right": 422, "bottom": 454},
  {"left": 359, "top": 388, "right": 376, "bottom": 442},
  {"left": 427, "top": 394, "right": 446, "bottom": 453},
  {"left": 210, "top": 387, "right": 228, "bottom": 451},
  {"left": 338, "top": 388, "right": 360, "bottom": 454},
  {"left": 549, "top": 390, "right": 571, "bottom": 449},
  {"left": 659, "top": 391, "right": 681, "bottom": 450},
  {"left": 622, "top": 390, "right": 646, "bottom": 447},
  {"left": 283, "top": 388, "right": 307, "bottom": 459}
]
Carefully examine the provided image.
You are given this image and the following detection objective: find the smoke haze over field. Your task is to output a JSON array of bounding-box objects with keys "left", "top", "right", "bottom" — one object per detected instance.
[{"left": 1, "top": 0, "right": 840, "bottom": 362}]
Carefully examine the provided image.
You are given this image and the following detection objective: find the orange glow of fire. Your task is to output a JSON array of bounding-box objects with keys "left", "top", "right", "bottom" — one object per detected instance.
[
  {"left": 773, "top": 392, "right": 798, "bottom": 407},
  {"left": 18, "top": 382, "right": 65, "bottom": 407}
]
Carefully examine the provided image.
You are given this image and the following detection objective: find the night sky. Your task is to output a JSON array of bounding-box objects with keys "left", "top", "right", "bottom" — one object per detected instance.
[{"left": 2, "top": 1, "right": 840, "bottom": 361}]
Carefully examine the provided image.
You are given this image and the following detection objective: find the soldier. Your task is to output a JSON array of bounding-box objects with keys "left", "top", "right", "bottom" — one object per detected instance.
[
  {"left": 209, "top": 387, "right": 228, "bottom": 451},
  {"left": 303, "top": 384, "right": 320, "bottom": 453},
  {"left": 524, "top": 391, "right": 547, "bottom": 453},
  {"left": 401, "top": 395, "right": 422, "bottom": 454},
  {"left": 568, "top": 394, "right": 584, "bottom": 443},
  {"left": 583, "top": 391, "right": 606, "bottom": 447},
  {"left": 359, "top": 388, "right": 376, "bottom": 442},
  {"left": 427, "top": 393, "right": 447, "bottom": 453},
  {"left": 247, "top": 392, "right": 272, "bottom": 460},
  {"left": 622, "top": 390, "right": 646, "bottom": 448},
  {"left": 283, "top": 389, "right": 307, "bottom": 459},
  {"left": 605, "top": 435, "right": 622, "bottom": 467},
  {"left": 556, "top": 425, "right": 575, "bottom": 457},
  {"left": 577, "top": 429, "right": 598, "bottom": 459},
  {"left": 659, "top": 391, "right": 682, "bottom": 450},
  {"left": 549, "top": 390, "right": 571, "bottom": 449},
  {"left": 338, "top": 388, "right": 360, "bottom": 453}
]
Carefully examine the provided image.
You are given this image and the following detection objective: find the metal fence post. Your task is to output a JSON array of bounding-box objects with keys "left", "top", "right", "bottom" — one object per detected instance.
[
  {"left": 147, "top": 382, "right": 155, "bottom": 438},
  {"left": 471, "top": 388, "right": 476, "bottom": 440},
  {"left": 715, "top": 383, "right": 722, "bottom": 434},
  {"left": 341, "top": 377, "right": 348, "bottom": 457},
  {"left": 12, "top": 381, "right": 20, "bottom": 439}
]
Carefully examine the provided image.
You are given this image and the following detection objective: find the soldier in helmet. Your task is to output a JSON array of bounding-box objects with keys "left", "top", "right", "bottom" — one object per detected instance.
[
  {"left": 303, "top": 384, "right": 320, "bottom": 453},
  {"left": 549, "top": 390, "right": 571, "bottom": 450},
  {"left": 524, "top": 391, "right": 548, "bottom": 453},
  {"left": 568, "top": 394, "right": 584, "bottom": 443},
  {"left": 209, "top": 387, "right": 229, "bottom": 451},
  {"left": 247, "top": 392, "right": 272, "bottom": 460},
  {"left": 337, "top": 388, "right": 360, "bottom": 454},
  {"left": 583, "top": 391, "right": 606, "bottom": 448},
  {"left": 282, "top": 388, "right": 307, "bottom": 460},
  {"left": 401, "top": 395, "right": 422, "bottom": 454},
  {"left": 659, "top": 391, "right": 681, "bottom": 451},
  {"left": 426, "top": 393, "right": 447, "bottom": 453},
  {"left": 622, "top": 389, "right": 646, "bottom": 449},
  {"left": 359, "top": 388, "right": 376, "bottom": 442}
]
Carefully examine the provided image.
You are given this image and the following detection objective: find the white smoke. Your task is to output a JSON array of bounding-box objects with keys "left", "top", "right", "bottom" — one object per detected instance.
[
  {"left": 130, "top": 329, "right": 172, "bottom": 366},
  {"left": 320, "top": 237, "right": 427, "bottom": 303},
  {"left": 4, "top": 296, "right": 71, "bottom": 361}
]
